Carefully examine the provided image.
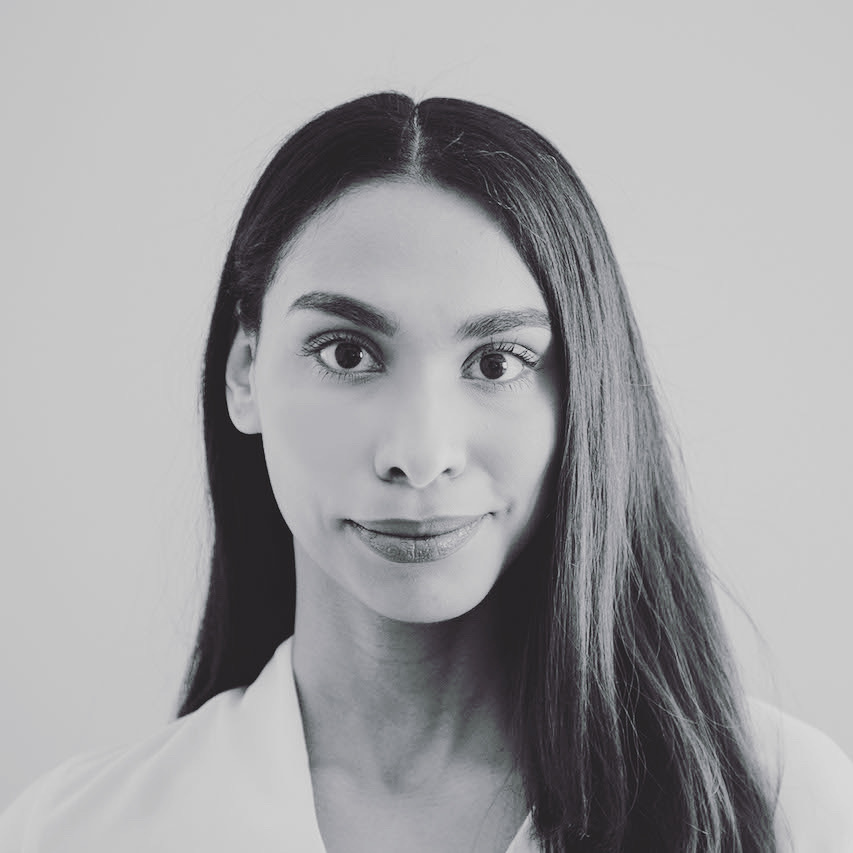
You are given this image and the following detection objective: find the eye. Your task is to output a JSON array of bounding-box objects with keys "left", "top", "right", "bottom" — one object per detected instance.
[
  {"left": 464, "top": 344, "right": 538, "bottom": 383},
  {"left": 308, "top": 333, "right": 383, "bottom": 375}
]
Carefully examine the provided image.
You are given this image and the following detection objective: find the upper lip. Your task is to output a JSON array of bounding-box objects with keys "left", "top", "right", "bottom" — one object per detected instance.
[{"left": 349, "top": 516, "right": 485, "bottom": 537}]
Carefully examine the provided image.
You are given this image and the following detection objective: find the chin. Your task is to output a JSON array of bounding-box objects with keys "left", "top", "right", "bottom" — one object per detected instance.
[
  {"left": 370, "top": 597, "right": 491, "bottom": 626},
  {"left": 351, "top": 558, "right": 505, "bottom": 625}
]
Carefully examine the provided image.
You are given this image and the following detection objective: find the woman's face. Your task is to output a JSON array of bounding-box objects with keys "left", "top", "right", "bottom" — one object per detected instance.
[{"left": 229, "top": 180, "right": 560, "bottom": 623}]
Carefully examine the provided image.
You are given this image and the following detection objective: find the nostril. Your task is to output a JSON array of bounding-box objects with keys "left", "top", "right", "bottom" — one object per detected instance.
[{"left": 381, "top": 462, "right": 462, "bottom": 487}]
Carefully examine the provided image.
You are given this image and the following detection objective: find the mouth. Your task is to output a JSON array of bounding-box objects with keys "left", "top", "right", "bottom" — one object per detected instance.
[{"left": 345, "top": 515, "right": 488, "bottom": 563}]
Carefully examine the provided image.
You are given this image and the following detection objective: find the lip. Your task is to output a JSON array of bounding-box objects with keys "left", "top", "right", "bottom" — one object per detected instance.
[{"left": 346, "top": 515, "right": 488, "bottom": 563}]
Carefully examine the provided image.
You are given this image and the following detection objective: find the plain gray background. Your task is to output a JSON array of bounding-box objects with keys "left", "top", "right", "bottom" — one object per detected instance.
[{"left": 1, "top": 0, "right": 850, "bottom": 809}]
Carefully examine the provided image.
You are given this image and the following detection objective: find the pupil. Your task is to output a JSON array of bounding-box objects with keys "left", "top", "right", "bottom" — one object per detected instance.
[
  {"left": 335, "top": 343, "right": 364, "bottom": 369},
  {"left": 481, "top": 353, "right": 507, "bottom": 380}
]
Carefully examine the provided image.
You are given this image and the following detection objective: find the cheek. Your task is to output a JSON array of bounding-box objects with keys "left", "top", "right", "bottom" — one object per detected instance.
[
  {"left": 255, "top": 380, "right": 375, "bottom": 513},
  {"left": 479, "top": 392, "right": 560, "bottom": 501}
]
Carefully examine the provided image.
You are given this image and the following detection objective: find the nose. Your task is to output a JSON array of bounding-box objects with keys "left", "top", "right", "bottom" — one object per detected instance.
[{"left": 373, "top": 370, "right": 467, "bottom": 488}]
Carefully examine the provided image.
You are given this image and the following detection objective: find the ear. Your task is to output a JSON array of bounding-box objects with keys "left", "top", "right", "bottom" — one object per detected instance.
[{"left": 225, "top": 326, "right": 261, "bottom": 434}]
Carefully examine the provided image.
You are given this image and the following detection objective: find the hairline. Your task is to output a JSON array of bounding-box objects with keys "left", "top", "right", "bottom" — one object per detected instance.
[{"left": 257, "top": 172, "right": 543, "bottom": 333}]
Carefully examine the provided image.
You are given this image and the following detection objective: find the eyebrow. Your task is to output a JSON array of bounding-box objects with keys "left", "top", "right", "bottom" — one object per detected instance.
[
  {"left": 287, "top": 292, "right": 398, "bottom": 336},
  {"left": 456, "top": 308, "right": 551, "bottom": 340},
  {"left": 287, "top": 291, "right": 551, "bottom": 339}
]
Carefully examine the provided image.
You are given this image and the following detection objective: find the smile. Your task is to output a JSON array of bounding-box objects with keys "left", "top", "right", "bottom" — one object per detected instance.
[{"left": 346, "top": 515, "right": 488, "bottom": 563}]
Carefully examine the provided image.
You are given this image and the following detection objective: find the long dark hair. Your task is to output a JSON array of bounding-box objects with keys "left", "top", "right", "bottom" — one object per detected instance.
[{"left": 180, "top": 92, "right": 777, "bottom": 851}]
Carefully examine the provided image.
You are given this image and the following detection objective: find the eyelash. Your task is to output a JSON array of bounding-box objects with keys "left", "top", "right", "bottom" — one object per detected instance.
[
  {"left": 300, "top": 331, "right": 383, "bottom": 383},
  {"left": 300, "top": 330, "right": 542, "bottom": 388},
  {"left": 475, "top": 340, "right": 540, "bottom": 367}
]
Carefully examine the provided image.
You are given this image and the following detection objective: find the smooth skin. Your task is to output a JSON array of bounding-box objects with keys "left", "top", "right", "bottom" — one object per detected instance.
[
  {"left": 224, "top": 179, "right": 853, "bottom": 851},
  {"left": 226, "top": 180, "right": 558, "bottom": 852}
]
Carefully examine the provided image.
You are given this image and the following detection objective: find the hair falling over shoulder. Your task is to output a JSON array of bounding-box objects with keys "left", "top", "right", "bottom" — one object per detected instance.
[{"left": 180, "top": 92, "right": 778, "bottom": 851}]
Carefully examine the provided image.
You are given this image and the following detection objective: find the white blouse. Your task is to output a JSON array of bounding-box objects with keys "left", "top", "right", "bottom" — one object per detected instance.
[
  {"left": 0, "top": 639, "right": 537, "bottom": 852},
  {"left": 2, "top": 637, "right": 852, "bottom": 851}
]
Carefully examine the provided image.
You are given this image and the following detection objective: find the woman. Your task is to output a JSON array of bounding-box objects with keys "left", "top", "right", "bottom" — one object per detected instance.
[{"left": 1, "top": 92, "right": 851, "bottom": 852}]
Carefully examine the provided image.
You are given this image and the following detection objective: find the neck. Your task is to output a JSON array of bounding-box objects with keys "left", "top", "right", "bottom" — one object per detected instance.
[{"left": 291, "top": 550, "right": 516, "bottom": 794}]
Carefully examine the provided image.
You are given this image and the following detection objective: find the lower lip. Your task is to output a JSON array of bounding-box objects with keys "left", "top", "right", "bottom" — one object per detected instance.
[{"left": 346, "top": 516, "right": 487, "bottom": 564}]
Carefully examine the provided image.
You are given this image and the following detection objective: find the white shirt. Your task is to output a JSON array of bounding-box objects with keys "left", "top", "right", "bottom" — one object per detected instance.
[
  {"left": 0, "top": 639, "right": 537, "bottom": 852},
  {"left": 2, "top": 638, "right": 852, "bottom": 851}
]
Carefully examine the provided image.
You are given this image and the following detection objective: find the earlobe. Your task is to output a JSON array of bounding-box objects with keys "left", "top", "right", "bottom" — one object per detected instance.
[{"left": 225, "top": 327, "right": 261, "bottom": 434}]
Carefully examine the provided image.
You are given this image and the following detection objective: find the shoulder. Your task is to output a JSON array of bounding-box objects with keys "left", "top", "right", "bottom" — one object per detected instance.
[
  {"left": 0, "top": 688, "right": 243, "bottom": 852},
  {"left": 0, "top": 639, "right": 321, "bottom": 853},
  {"left": 747, "top": 698, "right": 853, "bottom": 852}
]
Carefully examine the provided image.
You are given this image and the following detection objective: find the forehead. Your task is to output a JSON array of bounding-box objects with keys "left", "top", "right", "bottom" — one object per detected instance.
[{"left": 265, "top": 180, "right": 546, "bottom": 323}]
